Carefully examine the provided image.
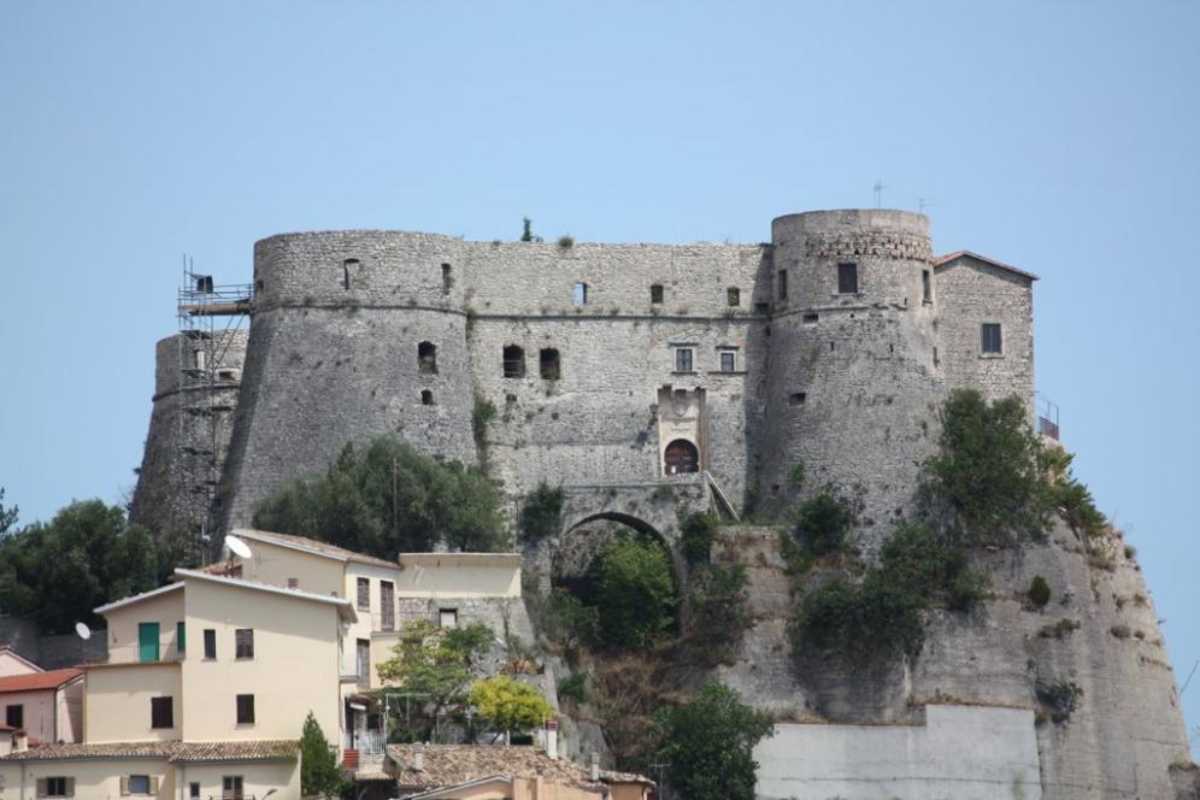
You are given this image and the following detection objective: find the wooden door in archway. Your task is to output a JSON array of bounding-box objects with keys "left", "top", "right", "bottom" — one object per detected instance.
[{"left": 664, "top": 439, "right": 699, "bottom": 475}]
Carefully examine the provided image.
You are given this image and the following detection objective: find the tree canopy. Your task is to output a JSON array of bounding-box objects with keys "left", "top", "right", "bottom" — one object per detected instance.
[
  {"left": 654, "top": 682, "right": 774, "bottom": 800},
  {"left": 300, "top": 711, "right": 347, "bottom": 799},
  {"left": 468, "top": 675, "right": 553, "bottom": 741},
  {"left": 253, "top": 436, "right": 508, "bottom": 557},
  {"left": 0, "top": 488, "right": 17, "bottom": 536},
  {"left": 590, "top": 536, "right": 677, "bottom": 650},
  {"left": 0, "top": 499, "right": 165, "bottom": 633}
]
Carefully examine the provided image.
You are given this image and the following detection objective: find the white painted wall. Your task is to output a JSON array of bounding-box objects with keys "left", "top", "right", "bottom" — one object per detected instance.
[{"left": 754, "top": 705, "right": 1041, "bottom": 800}]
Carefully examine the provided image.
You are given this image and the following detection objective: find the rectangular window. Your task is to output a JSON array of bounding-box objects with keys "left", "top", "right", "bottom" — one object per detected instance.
[
  {"left": 151, "top": 696, "right": 173, "bottom": 729},
  {"left": 190, "top": 783, "right": 200, "bottom": 799},
  {"left": 138, "top": 622, "right": 160, "bottom": 663},
  {"left": 981, "top": 323, "right": 1003, "bottom": 354},
  {"left": 674, "top": 348, "right": 694, "bottom": 373},
  {"left": 439, "top": 608, "right": 458, "bottom": 629},
  {"left": 572, "top": 282, "right": 589, "bottom": 306},
  {"left": 380, "top": 581, "right": 395, "bottom": 632},
  {"left": 236, "top": 694, "right": 255, "bottom": 725},
  {"left": 356, "top": 577, "right": 370, "bottom": 610},
  {"left": 128, "top": 775, "right": 151, "bottom": 795},
  {"left": 203, "top": 629, "right": 217, "bottom": 660},
  {"left": 6, "top": 703, "right": 23, "bottom": 728},
  {"left": 922, "top": 269, "right": 932, "bottom": 303},
  {"left": 235, "top": 629, "right": 254, "bottom": 660},
  {"left": 727, "top": 287, "right": 740, "bottom": 306},
  {"left": 222, "top": 776, "right": 244, "bottom": 800},
  {"left": 44, "top": 777, "right": 71, "bottom": 797},
  {"left": 777, "top": 269, "right": 788, "bottom": 300},
  {"left": 176, "top": 622, "right": 185, "bottom": 656},
  {"left": 287, "top": 577, "right": 298, "bottom": 589},
  {"left": 789, "top": 392, "right": 807, "bottom": 406},
  {"left": 720, "top": 352, "right": 736, "bottom": 373},
  {"left": 441, "top": 263, "right": 452, "bottom": 295},
  {"left": 838, "top": 262, "right": 858, "bottom": 294},
  {"left": 650, "top": 284, "right": 664, "bottom": 304}
]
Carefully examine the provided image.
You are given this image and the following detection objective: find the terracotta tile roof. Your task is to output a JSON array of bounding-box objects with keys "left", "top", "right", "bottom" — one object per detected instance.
[
  {"left": 933, "top": 250, "right": 1039, "bottom": 281},
  {"left": 386, "top": 745, "right": 653, "bottom": 793},
  {"left": 0, "top": 740, "right": 298, "bottom": 762},
  {"left": 0, "top": 669, "right": 82, "bottom": 694},
  {"left": 233, "top": 528, "right": 400, "bottom": 569}
]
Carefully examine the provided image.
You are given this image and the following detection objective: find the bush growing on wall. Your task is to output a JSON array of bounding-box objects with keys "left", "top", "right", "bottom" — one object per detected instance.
[
  {"left": 518, "top": 483, "right": 564, "bottom": 543},
  {"left": 680, "top": 512, "right": 718, "bottom": 565},
  {"left": 684, "top": 562, "right": 752, "bottom": 666},
  {"left": 1028, "top": 575, "right": 1052, "bottom": 609},
  {"left": 593, "top": 537, "right": 677, "bottom": 649},
  {"left": 792, "top": 490, "right": 856, "bottom": 556}
]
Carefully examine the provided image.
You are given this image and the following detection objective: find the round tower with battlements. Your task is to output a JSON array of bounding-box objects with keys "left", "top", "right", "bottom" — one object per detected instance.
[{"left": 760, "top": 210, "right": 944, "bottom": 549}]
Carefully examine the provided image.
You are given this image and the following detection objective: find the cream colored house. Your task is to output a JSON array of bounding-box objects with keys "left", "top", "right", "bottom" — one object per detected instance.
[
  {"left": 212, "top": 530, "right": 526, "bottom": 776},
  {"left": 0, "top": 648, "right": 42, "bottom": 679},
  {"left": 0, "top": 568, "right": 356, "bottom": 800}
]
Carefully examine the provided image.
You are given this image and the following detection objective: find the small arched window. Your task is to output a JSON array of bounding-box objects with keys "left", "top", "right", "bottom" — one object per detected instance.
[
  {"left": 503, "top": 345, "right": 525, "bottom": 378},
  {"left": 418, "top": 342, "right": 438, "bottom": 375},
  {"left": 342, "top": 258, "right": 359, "bottom": 290},
  {"left": 539, "top": 348, "right": 560, "bottom": 380}
]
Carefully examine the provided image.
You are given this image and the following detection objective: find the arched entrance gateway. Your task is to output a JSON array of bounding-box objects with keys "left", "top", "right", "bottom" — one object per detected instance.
[{"left": 663, "top": 439, "right": 699, "bottom": 475}]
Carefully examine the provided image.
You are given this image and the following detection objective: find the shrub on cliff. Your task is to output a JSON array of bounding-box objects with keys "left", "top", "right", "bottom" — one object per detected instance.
[
  {"left": 680, "top": 512, "right": 719, "bottom": 565},
  {"left": 792, "top": 489, "right": 856, "bottom": 556},
  {"left": 920, "top": 389, "right": 1051, "bottom": 545},
  {"left": 684, "top": 562, "right": 752, "bottom": 666},
  {"left": 518, "top": 483, "right": 564, "bottom": 544},
  {"left": 253, "top": 436, "right": 507, "bottom": 556},
  {"left": 653, "top": 682, "right": 774, "bottom": 800},
  {"left": 591, "top": 537, "right": 677, "bottom": 649}
]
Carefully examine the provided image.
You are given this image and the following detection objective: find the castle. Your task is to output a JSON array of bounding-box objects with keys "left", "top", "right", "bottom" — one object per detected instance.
[
  {"left": 121, "top": 209, "right": 1199, "bottom": 799},
  {"left": 131, "top": 209, "right": 1037, "bottom": 547}
]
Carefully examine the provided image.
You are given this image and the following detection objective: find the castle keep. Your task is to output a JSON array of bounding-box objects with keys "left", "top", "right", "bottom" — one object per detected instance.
[{"left": 132, "top": 209, "right": 1036, "bottom": 545}]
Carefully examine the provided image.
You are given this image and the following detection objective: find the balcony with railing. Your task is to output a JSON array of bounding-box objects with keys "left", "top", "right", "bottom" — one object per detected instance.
[{"left": 1036, "top": 393, "right": 1061, "bottom": 442}]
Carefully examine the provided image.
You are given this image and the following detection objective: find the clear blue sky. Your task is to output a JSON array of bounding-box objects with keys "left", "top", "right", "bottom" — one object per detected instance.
[{"left": 2, "top": 0, "right": 1197, "bottom": 745}]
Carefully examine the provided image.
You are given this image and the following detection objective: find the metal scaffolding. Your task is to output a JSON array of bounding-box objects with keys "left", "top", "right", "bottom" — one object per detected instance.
[{"left": 176, "top": 255, "right": 253, "bottom": 560}]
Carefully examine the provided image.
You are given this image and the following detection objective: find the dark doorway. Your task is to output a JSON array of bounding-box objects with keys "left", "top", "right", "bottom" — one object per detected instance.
[{"left": 663, "top": 439, "right": 699, "bottom": 475}]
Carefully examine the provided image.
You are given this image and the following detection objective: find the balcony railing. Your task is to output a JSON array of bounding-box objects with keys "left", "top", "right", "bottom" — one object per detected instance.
[{"left": 1036, "top": 393, "right": 1061, "bottom": 442}]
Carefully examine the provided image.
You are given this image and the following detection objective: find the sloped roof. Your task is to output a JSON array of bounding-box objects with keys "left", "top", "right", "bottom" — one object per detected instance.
[
  {"left": 386, "top": 745, "right": 653, "bottom": 793},
  {"left": 0, "top": 669, "right": 83, "bottom": 694},
  {"left": 93, "top": 582, "right": 185, "bottom": 615},
  {"left": 0, "top": 647, "right": 44, "bottom": 674},
  {"left": 233, "top": 528, "right": 399, "bottom": 569},
  {"left": 933, "top": 250, "right": 1039, "bottom": 281},
  {"left": 173, "top": 569, "right": 358, "bottom": 623},
  {"left": 0, "top": 739, "right": 298, "bottom": 762}
]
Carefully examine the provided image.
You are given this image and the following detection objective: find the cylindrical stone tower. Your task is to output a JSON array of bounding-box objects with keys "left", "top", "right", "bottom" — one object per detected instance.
[
  {"left": 130, "top": 329, "right": 248, "bottom": 551},
  {"left": 761, "top": 210, "right": 944, "bottom": 550},
  {"left": 218, "top": 231, "right": 478, "bottom": 530}
]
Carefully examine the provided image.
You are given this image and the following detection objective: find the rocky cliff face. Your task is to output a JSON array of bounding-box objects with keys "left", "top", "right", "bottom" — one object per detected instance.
[{"left": 714, "top": 521, "right": 1191, "bottom": 799}]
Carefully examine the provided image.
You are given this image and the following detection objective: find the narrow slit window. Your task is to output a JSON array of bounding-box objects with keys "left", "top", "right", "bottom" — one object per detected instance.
[
  {"left": 417, "top": 341, "right": 438, "bottom": 374},
  {"left": 981, "top": 323, "right": 1003, "bottom": 354},
  {"left": 922, "top": 270, "right": 932, "bottom": 303},
  {"left": 727, "top": 287, "right": 740, "bottom": 307},
  {"left": 503, "top": 345, "right": 526, "bottom": 378},
  {"left": 342, "top": 258, "right": 359, "bottom": 290},
  {"left": 650, "top": 284, "right": 664, "bottom": 304},
  {"left": 539, "top": 348, "right": 561, "bottom": 380},
  {"left": 572, "top": 282, "right": 589, "bottom": 305},
  {"left": 802, "top": 313, "right": 819, "bottom": 324},
  {"left": 837, "top": 262, "right": 858, "bottom": 294},
  {"left": 441, "top": 263, "right": 452, "bottom": 295},
  {"left": 777, "top": 269, "right": 788, "bottom": 301},
  {"left": 789, "top": 392, "right": 807, "bottom": 406},
  {"left": 421, "top": 390, "right": 434, "bottom": 406}
]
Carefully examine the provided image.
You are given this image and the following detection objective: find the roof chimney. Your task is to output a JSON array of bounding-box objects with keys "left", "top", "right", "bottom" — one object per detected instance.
[
  {"left": 545, "top": 718, "right": 558, "bottom": 760},
  {"left": 13, "top": 730, "right": 28, "bottom": 753},
  {"left": 590, "top": 752, "right": 600, "bottom": 782}
]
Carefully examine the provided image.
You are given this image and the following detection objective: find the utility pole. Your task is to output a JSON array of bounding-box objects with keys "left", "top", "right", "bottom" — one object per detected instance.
[{"left": 873, "top": 179, "right": 886, "bottom": 208}]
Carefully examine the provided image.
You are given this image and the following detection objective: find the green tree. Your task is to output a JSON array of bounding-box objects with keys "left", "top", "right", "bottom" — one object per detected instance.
[
  {"left": 374, "top": 620, "right": 494, "bottom": 741},
  {"left": 680, "top": 512, "right": 718, "bottom": 566},
  {"left": 468, "top": 675, "right": 553, "bottom": 742},
  {"left": 300, "top": 711, "right": 346, "bottom": 798},
  {"left": 592, "top": 537, "right": 676, "bottom": 649},
  {"left": 253, "top": 436, "right": 507, "bottom": 557},
  {"left": 0, "top": 500, "right": 162, "bottom": 633},
  {"left": 518, "top": 483, "right": 564, "bottom": 543},
  {"left": 921, "top": 389, "right": 1050, "bottom": 544},
  {"left": 521, "top": 217, "right": 534, "bottom": 242},
  {"left": 0, "top": 488, "right": 17, "bottom": 536},
  {"left": 654, "top": 682, "right": 774, "bottom": 800},
  {"left": 792, "top": 490, "right": 855, "bottom": 556}
]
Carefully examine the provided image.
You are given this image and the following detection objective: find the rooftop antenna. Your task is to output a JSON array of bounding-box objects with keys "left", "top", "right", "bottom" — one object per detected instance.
[{"left": 873, "top": 179, "right": 886, "bottom": 208}]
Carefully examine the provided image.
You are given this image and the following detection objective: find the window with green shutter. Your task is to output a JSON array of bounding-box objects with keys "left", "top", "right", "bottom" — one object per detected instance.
[{"left": 138, "top": 622, "right": 160, "bottom": 663}]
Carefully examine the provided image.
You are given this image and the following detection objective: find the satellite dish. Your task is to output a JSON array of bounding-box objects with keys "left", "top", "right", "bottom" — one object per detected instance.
[
  {"left": 224, "top": 535, "right": 252, "bottom": 560},
  {"left": 75, "top": 622, "right": 92, "bottom": 641}
]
